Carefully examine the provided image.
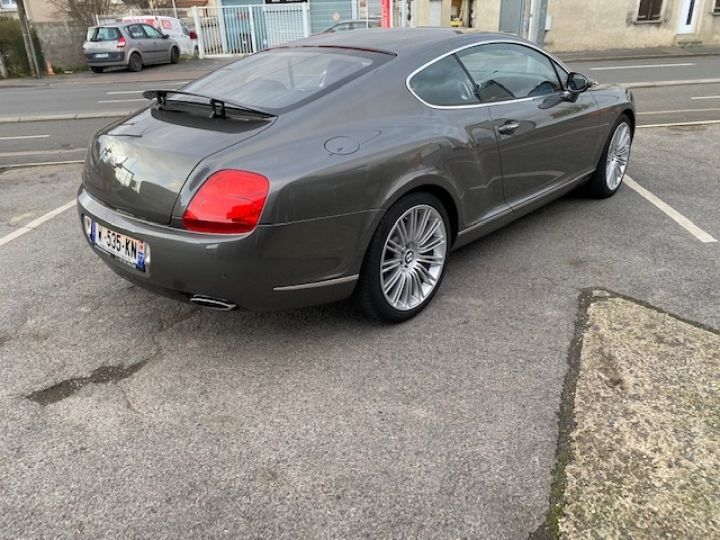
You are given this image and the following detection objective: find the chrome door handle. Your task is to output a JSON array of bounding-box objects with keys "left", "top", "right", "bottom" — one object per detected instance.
[{"left": 497, "top": 121, "right": 520, "bottom": 135}]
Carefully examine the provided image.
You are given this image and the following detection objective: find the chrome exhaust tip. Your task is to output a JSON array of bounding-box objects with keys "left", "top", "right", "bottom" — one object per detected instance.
[{"left": 189, "top": 295, "right": 237, "bottom": 311}]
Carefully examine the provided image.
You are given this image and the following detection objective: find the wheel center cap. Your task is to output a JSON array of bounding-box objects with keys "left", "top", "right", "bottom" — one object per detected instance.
[{"left": 404, "top": 250, "right": 415, "bottom": 264}]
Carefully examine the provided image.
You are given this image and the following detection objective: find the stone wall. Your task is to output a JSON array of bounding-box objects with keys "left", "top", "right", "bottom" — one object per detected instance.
[{"left": 34, "top": 21, "right": 86, "bottom": 70}]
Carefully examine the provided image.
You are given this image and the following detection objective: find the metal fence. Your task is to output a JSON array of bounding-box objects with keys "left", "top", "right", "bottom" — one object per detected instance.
[
  {"left": 191, "top": 4, "right": 309, "bottom": 56},
  {"left": 96, "top": 1, "right": 414, "bottom": 60}
]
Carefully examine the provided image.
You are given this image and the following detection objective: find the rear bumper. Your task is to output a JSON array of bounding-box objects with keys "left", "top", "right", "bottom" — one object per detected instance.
[
  {"left": 77, "top": 188, "right": 379, "bottom": 311},
  {"left": 85, "top": 52, "right": 127, "bottom": 66}
]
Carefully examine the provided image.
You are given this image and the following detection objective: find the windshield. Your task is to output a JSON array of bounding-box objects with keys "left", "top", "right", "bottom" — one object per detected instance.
[
  {"left": 87, "top": 27, "right": 121, "bottom": 42},
  {"left": 178, "top": 47, "right": 391, "bottom": 113}
]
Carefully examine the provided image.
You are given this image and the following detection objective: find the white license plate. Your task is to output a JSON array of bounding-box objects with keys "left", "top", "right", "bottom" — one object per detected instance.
[
  {"left": 95, "top": 53, "right": 109, "bottom": 58},
  {"left": 91, "top": 222, "right": 147, "bottom": 271}
]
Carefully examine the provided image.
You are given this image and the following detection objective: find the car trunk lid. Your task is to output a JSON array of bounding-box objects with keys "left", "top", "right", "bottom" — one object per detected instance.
[{"left": 82, "top": 108, "right": 275, "bottom": 224}]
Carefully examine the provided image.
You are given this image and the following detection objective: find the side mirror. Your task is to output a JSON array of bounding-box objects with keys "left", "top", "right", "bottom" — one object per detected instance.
[
  {"left": 161, "top": 34, "right": 170, "bottom": 39},
  {"left": 567, "top": 72, "right": 589, "bottom": 93}
]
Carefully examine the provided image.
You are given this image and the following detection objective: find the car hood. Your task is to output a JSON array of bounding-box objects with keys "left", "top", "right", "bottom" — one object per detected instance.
[{"left": 82, "top": 107, "right": 274, "bottom": 224}]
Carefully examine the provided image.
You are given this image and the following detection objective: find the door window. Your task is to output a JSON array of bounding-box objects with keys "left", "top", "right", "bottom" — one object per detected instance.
[
  {"left": 142, "top": 24, "right": 163, "bottom": 38},
  {"left": 457, "top": 43, "right": 562, "bottom": 103},
  {"left": 126, "top": 24, "right": 147, "bottom": 39},
  {"left": 408, "top": 55, "right": 478, "bottom": 107}
]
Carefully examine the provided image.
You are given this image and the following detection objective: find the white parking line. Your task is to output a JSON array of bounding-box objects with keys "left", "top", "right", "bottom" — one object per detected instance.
[
  {"left": 637, "top": 108, "right": 720, "bottom": 115},
  {"left": 0, "top": 134, "right": 50, "bottom": 141},
  {"left": 97, "top": 98, "right": 147, "bottom": 103},
  {"left": 0, "top": 160, "right": 84, "bottom": 169},
  {"left": 691, "top": 95, "right": 720, "bottom": 100},
  {"left": 637, "top": 119, "right": 720, "bottom": 128},
  {"left": 105, "top": 85, "right": 183, "bottom": 96},
  {"left": 624, "top": 175, "right": 717, "bottom": 244},
  {"left": 590, "top": 62, "right": 695, "bottom": 71},
  {"left": 0, "top": 200, "right": 76, "bottom": 248},
  {"left": 0, "top": 148, "right": 86, "bottom": 158}
]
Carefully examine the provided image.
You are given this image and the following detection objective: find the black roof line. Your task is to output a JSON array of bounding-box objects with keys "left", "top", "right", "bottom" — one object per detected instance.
[{"left": 270, "top": 44, "right": 397, "bottom": 56}]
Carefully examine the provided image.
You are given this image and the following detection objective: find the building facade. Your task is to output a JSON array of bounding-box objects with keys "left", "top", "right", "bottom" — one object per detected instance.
[{"left": 416, "top": 0, "right": 720, "bottom": 51}]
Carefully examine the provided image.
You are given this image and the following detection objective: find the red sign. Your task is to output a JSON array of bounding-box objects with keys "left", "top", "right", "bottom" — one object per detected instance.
[{"left": 381, "top": 0, "right": 390, "bottom": 27}]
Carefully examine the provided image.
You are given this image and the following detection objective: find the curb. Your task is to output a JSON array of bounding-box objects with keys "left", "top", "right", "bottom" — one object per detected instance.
[
  {"left": 623, "top": 77, "right": 720, "bottom": 88},
  {"left": 558, "top": 50, "right": 720, "bottom": 63},
  {"left": 0, "top": 111, "right": 133, "bottom": 124}
]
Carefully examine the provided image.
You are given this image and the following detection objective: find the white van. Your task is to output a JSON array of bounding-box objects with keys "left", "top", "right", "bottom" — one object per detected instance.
[{"left": 121, "top": 16, "right": 198, "bottom": 56}]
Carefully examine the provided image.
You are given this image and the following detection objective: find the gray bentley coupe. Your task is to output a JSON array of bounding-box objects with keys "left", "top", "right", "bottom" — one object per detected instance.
[{"left": 78, "top": 28, "right": 635, "bottom": 322}]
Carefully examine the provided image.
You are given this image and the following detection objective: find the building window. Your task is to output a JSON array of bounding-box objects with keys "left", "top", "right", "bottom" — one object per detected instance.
[
  {"left": 0, "top": 0, "right": 17, "bottom": 8},
  {"left": 636, "top": 0, "right": 663, "bottom": 21},
  {"left": 714, "top": 0, "right": 720, "bottom": 14}
]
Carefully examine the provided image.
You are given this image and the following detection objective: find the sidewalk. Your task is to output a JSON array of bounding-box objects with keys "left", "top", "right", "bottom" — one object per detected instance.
[
  {"left": 0, "top": 57, "right": 233, "bottom": 88},
  {"left": 556, "top": 44, "right": 720, "bottom": 63}
]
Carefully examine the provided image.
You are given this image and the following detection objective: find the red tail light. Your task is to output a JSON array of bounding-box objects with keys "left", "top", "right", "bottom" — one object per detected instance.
[
  {"left": 189, "top": 31, "right": 198, "bottom": 39},
  {"left": 117, "top": 36, "right": 126, "bottom": 48},
  {"left": 183, "top": 170, "right": 269, "bottom": 234}
]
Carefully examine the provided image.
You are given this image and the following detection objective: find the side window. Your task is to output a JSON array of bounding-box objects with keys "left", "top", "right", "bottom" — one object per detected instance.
[
  {"left": 126, "top": 25, "right": 146, "bottom": 39},
  {"left": 457, "top": 43, "right": 562, "bottom": 103},
  {"left": 552, "top": 59, "right": 569, "bottom": 85},
  {"left": 637, "top": 0, "right": 663, "bottom": 21},
  {"left": 409, "top": 55, "right": 478, "bottom": 107},
  {"left": 142, "top": 24, "right": 163, "bottom": 38}
]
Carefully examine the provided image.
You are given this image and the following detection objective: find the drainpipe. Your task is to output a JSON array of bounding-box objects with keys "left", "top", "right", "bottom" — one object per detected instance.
[{"left": 527, "top": 0, "right": 548, "bottom": 45}]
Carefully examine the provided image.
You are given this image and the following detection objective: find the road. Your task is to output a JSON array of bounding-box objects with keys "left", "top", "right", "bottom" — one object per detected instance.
[
  {"left": 1, "top": 52, "right": 719, "bottom": 537},
  {"left": 1, "top": 125, "right": 718, "bottom": 538},
  {"left": 569, "top": 54, "right": 720, "bottom": 85},
  {"left": 1, "top": 54, "right": 719, "bottom": 168}
]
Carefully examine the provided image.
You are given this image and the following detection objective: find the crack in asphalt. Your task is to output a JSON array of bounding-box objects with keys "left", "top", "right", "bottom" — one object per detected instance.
[
  {"left": 24, "top": 306, "right": 197, "bottom": 407},
  {"left": 25, "top": 360, "right": 149, "bottom": 406}
]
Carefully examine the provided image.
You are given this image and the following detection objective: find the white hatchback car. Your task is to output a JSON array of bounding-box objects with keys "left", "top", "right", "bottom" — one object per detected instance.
[{"left": 122, "top": 15, "right": 198, "bottom": 56}]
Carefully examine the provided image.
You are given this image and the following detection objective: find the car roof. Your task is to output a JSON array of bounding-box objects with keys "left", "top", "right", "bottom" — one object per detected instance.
[
  {"left": 287, "top": 28, "right": 519, "bottom": 56},
  {"left": 338, "top": 18, "right": 380, "bottom": 22}
]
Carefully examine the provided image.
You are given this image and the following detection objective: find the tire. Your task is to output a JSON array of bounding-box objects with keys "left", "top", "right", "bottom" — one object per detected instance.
[
  {"left": 89, "top": 66, "right": 104, "bottom": 74},
  {"left": 357, "top": 192, "right": 450, "bottom": 323},
  {"left": 170, "top": 47, "right": 180, "bottom": 64},
  {"left": 584, "top": 114, "right": 633, "bottom": 199},
  {"left": 127, "top": 53, "right": 142, "bottom": 72}
]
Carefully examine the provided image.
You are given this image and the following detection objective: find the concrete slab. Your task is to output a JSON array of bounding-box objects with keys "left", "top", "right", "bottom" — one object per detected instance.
[{"left": 548, "top": 290, "right": 720, "bottom": 538}]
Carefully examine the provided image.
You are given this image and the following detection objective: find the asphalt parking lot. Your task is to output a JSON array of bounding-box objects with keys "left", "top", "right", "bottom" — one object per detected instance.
[{"left": 0, "top": 124, "right": 717, "bottom": 537}]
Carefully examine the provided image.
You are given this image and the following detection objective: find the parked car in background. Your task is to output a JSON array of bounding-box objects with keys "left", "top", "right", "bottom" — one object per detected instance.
[
  {"left": 321, "top": 18, "right": 380, "bottom": 33},
  {"left": 84, "top": 23, "right": 181, "bottom": 73},
  {"left": 122, "top": 15, "right": 199, "bottom": 56}
]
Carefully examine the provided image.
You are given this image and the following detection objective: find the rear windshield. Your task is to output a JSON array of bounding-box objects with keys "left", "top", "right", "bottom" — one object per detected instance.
[
  {"left": 87, "top": 27, "right": 121, "bottom": 42},
  {"left": 179, "top": 47, "right": 391, "bottom": 113}
]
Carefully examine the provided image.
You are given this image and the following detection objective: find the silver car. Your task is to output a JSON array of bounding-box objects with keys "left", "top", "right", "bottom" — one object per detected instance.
[{"left": 83, "top": 23, "right": 180, "bottom": 73}]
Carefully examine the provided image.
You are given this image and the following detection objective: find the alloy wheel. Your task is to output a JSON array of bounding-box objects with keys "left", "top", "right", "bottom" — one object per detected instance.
[
  {"left": 380, "top": 204, "right": 447, "bottom": 311},
  {"left": 605, "top": 122, "right": 631, "bottom": 190}
]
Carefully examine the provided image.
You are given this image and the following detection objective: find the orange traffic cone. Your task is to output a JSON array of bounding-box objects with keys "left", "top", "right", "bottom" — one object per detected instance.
[{"left": 46, "top": 60, "right": 54, "bottom": 75}]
